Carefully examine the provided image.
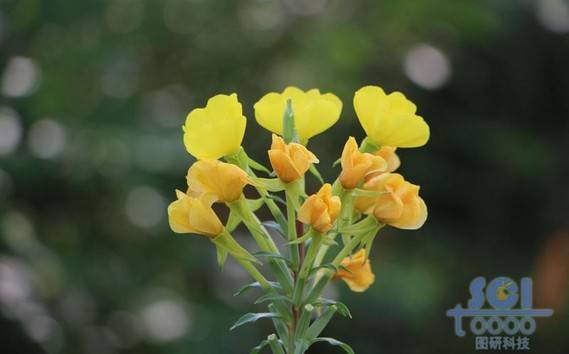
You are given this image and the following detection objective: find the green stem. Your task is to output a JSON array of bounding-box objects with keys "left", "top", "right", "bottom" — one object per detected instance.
[
  {"left": 235, "top": 257, "right": 271, "bottom": 289},
  {"left": 286, "top": 192, "right": 300, "bottom": 271},
  {"left": 305, "top": 226, "right": 378, "bottom": 304},
  {"left": 292, "top": 232, "right": 322, "bottom": 306},
  {"left": 229, "top": 198, "right": 294, "bottom": 293},
  {"left": 295, "top": 304, "right": 313, "bottom": 342}
]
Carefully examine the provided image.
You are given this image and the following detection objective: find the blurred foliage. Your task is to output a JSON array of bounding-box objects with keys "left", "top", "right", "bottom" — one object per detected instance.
[{"left": 0, "top": 0, "right": 569, "bottom": 353}]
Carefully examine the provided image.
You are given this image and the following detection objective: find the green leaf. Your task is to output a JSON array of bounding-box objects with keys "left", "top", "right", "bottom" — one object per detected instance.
[
  {"left": 306, "top": 305, "right": 337, "bottom": 340},
  {"left": 261, "top": 220, "right": 286, "bottom": 239},
  {"left": 315, "top": 299, "right": 352, "bottom": 319},
  {"left": 308, "top": 164, "right": 324, "bottom": 184},
  {"left": 230, "top": 312, "right": 280, "bottom": 331},
  {"left": 252, "top": 177, "right": 286, "bottom": 192},
  {"left": 282, "top": 99, "right": 299, "bottom": 144},
  {"left": 247, "top": 198, "right": 265, "bottom": 213},
  {"left": 252, "top": 251, "right": 292, "bottom": 266},
  {"left": 254, "top": 293, "right": 292, "bottom": 305},
  {"left": 266, "top": 193, "right": 286, "bottom": 206},
  {"left": 226, "top": 210, "right": 241, "bottom": 232},
  {"left": 250, "top": 339, "right": 269, "bottom": 354},
  {"left": 234, "top": 281, "right": 282, "bottom": 297},
  {"left": 248, "top": 157, "right": 272, "bottom": 175},
  {"left": 310, "top": 337, "right": 354, "bottom": 354},
  {"left": 308, "top": 263, "right": 337, "bottom": 277},
  {"left": 216, "top": 246, "right": 228, "bottom": 268},
  {"left": 288, "top": 230, "right": 313, "bottom": 245}
]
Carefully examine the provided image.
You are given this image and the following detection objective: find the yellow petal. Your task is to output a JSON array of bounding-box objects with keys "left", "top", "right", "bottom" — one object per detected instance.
[
  {"left": 167, "top": 190, "right": 194, "bottom": 233},
  {"left": 254, "top": 87, "right": 342, "bottom": 141},
  {"left": 183, "top": 94, "right": 246, "bottom": 160},
  {"left": 354, "top": 86, "right": 429, "bottom": 148},
  {"left": 390, "top": 196, "right": 428, "bottom": 230}
]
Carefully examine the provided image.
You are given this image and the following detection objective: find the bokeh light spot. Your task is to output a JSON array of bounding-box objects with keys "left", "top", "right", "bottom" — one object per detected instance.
[
  {"left": 27, "top": 119, "right": 67, "bottom": 159},
  {"left": 125, "top": 186, "right": 165, "bottom": 229},
  {"left": 140, "top": 300, "right": 190, "bottom": 342},
  {"left": 0, "top": 106, "right": 22, "bottom": 156},
  {"left": 1, "top": 56, "right": 41, "bottom": 98},
  {"left": 537, "top": 0, "right": 569, "bottom": 33},
  {"left": 404, "top": 43, "right": 451, "bottom": 90}
]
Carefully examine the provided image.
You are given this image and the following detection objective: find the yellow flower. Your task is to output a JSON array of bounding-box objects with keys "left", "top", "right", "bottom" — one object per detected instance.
[
  {"left": 333, "top": 249, "right": 375, "bottom": 292},
  {"left": 354, "top": 86, "right": 429, "bottom": 148},
  {"left": 268, "top": 134, "right": 319, "bottom": 183},
  {"left": 339, "top": 137, "right": 387, "bottom": 189},
  {"left": 298, "top": 183, "right": 341, "bottom": 233},
  {"left": 365, "top": 146, "right": 401, "bottom": 181},
  {"left": 187, "top": 160, "right": 250, "bottom": 203},
  {"left": 355, "top": 173, "right": 427, "bottom": 230},
  {"left": 254, "top": 87, "right": 342, "bottom": 142},
  {"left": 183, "top": 94, "right": 246, "bottom": 160},
  {"left": 167, "top": 190, "right": 224, "bottom": 237}
]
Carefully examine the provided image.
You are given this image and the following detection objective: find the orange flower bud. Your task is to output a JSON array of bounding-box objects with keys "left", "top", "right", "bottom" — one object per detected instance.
[
  {"left": 339, "top": 137, "right": 387, "bottom": 189},
  {"left": 298, "top": 183, "right": 341, "bottom": 233},
  {"left": 167, "top": 190, "right": 224, "bottom": 237},
  {"left": 187, "top": 159, "right": 250, "bottom": 203},
  {"left": 355, "top": 173, "right": 427, "bottom": 230},
  {"left": 268, "top": 134, "right": 319, "bottom": 183},
  {"left": 334, "top": 249, "right": 375, "bottom": 292}
]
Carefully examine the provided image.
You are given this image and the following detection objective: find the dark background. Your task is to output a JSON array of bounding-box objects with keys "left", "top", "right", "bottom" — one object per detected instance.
[{"left": 0, "top": 0, "right": 568, "bottom": 353}]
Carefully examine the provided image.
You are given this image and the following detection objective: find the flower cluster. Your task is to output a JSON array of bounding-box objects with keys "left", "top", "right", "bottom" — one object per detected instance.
[{"left": 167, "top": 86, "right": 429, "bottom": 354}]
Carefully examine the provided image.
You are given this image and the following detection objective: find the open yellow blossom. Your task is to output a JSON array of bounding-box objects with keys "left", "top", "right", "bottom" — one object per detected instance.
[
  {"left": 298, "top": 184, "right": 341, "bottom": 233},
  {"left": 183, "top": 94, "right": 246, "bottom": 160},
  {"left": 187, "top": 160, "right": 250, "bottom": 203},
  {"left": 339, "top": 137, "right": 387, "bottom": 189},
  {"left": 354, "top": 86, "right": 429, "bottom": 148},
  {"left": 268, "top": 134, "right": 319, "bottom": 183},
  {"left": 355, "top": 173, "right": 427, "bottom": 230},
  {"left": 334, "top": 249, "right": 375, "bottom": 292},
  {"left": 167, "top": 190, "right": 224, "bottom": 237},
  {"left": 254, "top": 87, "right": 342, "bottom": 142}
]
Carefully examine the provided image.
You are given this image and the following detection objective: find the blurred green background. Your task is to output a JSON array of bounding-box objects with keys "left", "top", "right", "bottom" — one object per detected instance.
[{"left": 1, "top": 0, "right": 569, "bottom": 353}]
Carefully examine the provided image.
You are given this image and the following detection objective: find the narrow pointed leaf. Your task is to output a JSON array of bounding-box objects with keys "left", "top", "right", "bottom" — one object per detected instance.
[
  {"left": 247, "top": 198, "right": 265, "bottom": 212},
  {"left": 266, "top": 193, "right": 286, "bottom": 206},
  {"left": 252, "top": 251, "right": 292, "bottom": 266},
  {"left": 234, "top": 281, "right": 282, "bottom": 297},
  {"left": 250, "top": 339, "right": 269, "bottom": 354},
  {"left": 261, "top": 220, "right": 285, "bottom": 235},
  {"left": 308, "top": 263, "right": 337, "bottom": 277},
  {"left": 248, "top": 157, "right": 272, "bottom": 175},
  {"left": 310, "top": 337, "right": 354, "bottom": 354},
  {"left": 226, "top": 210, "right": 241, "bottom": 232},
  {"left": 308, "top": 164, "right": 324, "bottom": 184},
  {"left": 230, "top": 312, "right": 280, "bottom": 331},
  {"left": 254, "top": 293, "right": 292, "bottom": 305},
  {"left": 252, "top": 177, "right": 286, "bottom": 192},
  {"left": 216, "top": 246, "right": 228, "bottom": 268},
  {"left": 314, "top": 299, "right": 352, "bottom": 319}
]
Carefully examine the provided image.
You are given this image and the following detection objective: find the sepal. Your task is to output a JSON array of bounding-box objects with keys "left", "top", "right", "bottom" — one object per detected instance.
[{"left": 211, "top": 230, "right": 259, "bottom": 264}]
